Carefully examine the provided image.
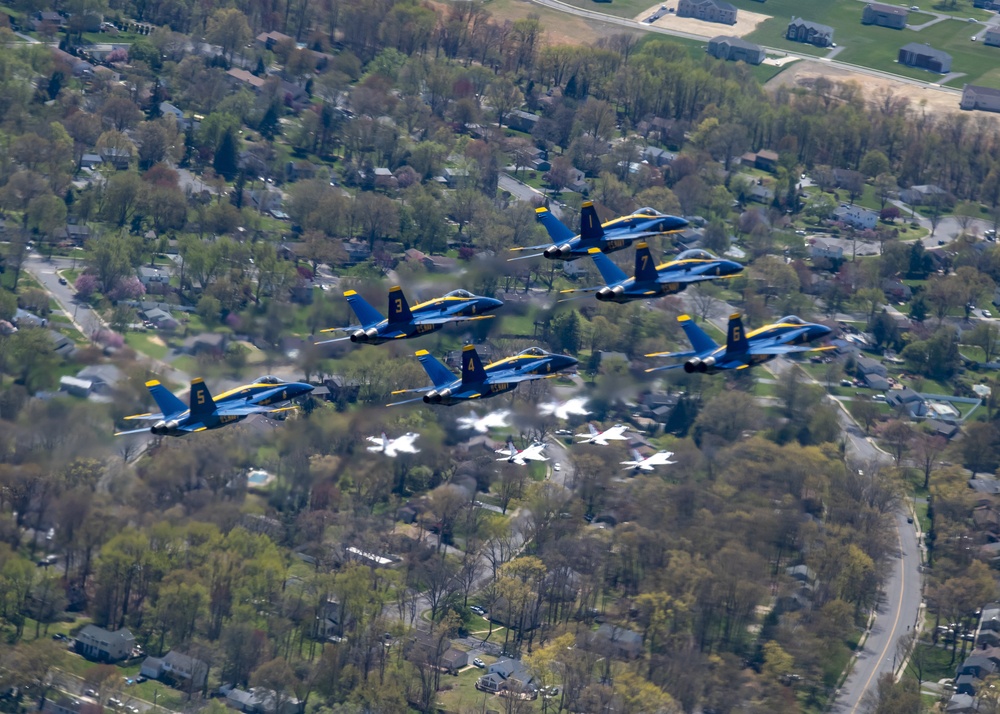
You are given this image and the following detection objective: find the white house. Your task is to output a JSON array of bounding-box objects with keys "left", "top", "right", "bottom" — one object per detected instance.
[
  {"left": 809, "top": 238, "right": 844, "bottom": 261},
  {"left": 834, "top": 204, "right": 878, "bottom": 230}
]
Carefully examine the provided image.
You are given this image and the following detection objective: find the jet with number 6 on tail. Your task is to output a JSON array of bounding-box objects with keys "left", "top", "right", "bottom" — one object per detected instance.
[
  {"left": 316, "top": 287, "right": 502, "bottom": 345},
  {"left": 509, "top": 202, "right": 689, "bottom": 262},
  {"left": 559, "top": 244, "right": 742, "bottom": 303},
  {"left": 387, "top": 345, "right": 573, "bottom": 406},
  {"left": 646, "top": 313, "right": 833, "bottom": 374},
  {"left": 115, "top": 376, "right": 313, "bottom": 436}
]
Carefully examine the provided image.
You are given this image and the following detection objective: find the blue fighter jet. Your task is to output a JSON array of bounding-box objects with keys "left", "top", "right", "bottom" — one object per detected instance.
[
  {"left": 316, "top": 287, "right": 503, "bottom": 345},
  {"left": 509, "top": 202, "right": 688, "bottom": 262},
  {"left": 115, "top": 376, "right": 313, "bottom": 436},
  {"left": 559, "top": 244, "right": 743, "bottom": 303},
  {"left": 483, "top": 346, "right": 578, "bottom": 377},
  {"left": 388, "top": 345, "right": 571, "bottom": 406},
  {"left": 646, "top": 313, "right": 833, "bottom": 374}
]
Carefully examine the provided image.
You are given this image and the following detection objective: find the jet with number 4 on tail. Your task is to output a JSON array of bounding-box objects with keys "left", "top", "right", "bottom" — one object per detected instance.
[
  {"left": 575, "top": 423, "right": 630, "bottom": 445},
  {"left": 495, "top": 437, "right": 548, "bottom": 465},
  {"left": 621, "top": 449, "right": 676, "bottom": 472},
  {"left": 115, "top": 377, "right": 313, "bottom": 436},
  {"left": 483, "top": 346, "right": 579, "bottom": 378},
  {"left": 645, "top": 313, "right": 833, "bottom": 374},
  {"left": 559, "top": 245, "right": 743, "bottom": 304},
  {"left": 387, "top": 345, "right": 571, "bottom": 406},
  {"left": 316, "top": 287, "right": 503, "bottom": 345},
  {"left": 509, "top": 202, "right": 689, "bottom": 262}
]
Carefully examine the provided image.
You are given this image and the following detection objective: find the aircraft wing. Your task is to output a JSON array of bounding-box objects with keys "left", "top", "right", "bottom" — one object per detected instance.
[
  {"left": 749, "top": 344, "right": 834, "bottom": 356},
  {"left": 415, "top": 314, "right": 496, "bottom": 326},
  {"left": 602, "top": 426, "right": 630, "bottom": 441},
  {"left": 657, "top": 272, "right": 731, "bottom": 285},
  {"left": 122, "top": 412, "right": 165, "bottom": 421},
  {"left": 366, "top": 436, "right": 381, "bottom": 445},
  {"left": 644, "top": 451, "right": 676, "bottom": 466},
  {"left": 319, "top": 325, "right": 360, "bottom": 334},
  {"left": 114, "top": 426, "right": 153, "bottom": 436},
  {"left": 520, "top": 445, "right": 548, "bottom": 462},
  {"left": 386, "top": 395, "right": 428, "bottom": 407},
  {"left": 486, "top": 373, "right": 555, "bottom": 386},
  {"left": 218, "top": 404, "right": 279, "bottom": 417},
  {"left": 393, "top": 434, "right": 420, "bottom": 454},
  {"left": 510, "top": 243, "right": 554, "bottom": 252},
  {"left": 644, "top": 363, "right": 687, "bottom": 373}
]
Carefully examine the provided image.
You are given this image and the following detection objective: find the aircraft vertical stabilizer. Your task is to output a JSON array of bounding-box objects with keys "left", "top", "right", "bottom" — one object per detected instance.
[
  {"left": 535, "top": 207, "right": 576, "bottom": 244},
  {"left": 387, "top": 286, "right": 414, "bottom": 324},
  {"left": 460, "top": 345, "right": 488, "bottom": 385},
  {"left": 345, "top": 290, "right": 384, "bottom": 326},
  {"left": 589, "top": 248, "right": 628, "bottom": 286},
  {"left": 678, "top": 315, "right": 718, "bottom": 354},
  {"left": 579, "top": 202, "right": 605, "bottom": 244},
  {"left": 724, "top": 313, "right": 749, "bottom": 355},
  {"left": 415, "top": 351, "right": 456, "bottom": 389},
  {"left": 189, "top": 378, "right": 218, "bottom": 418},
  {"left": 633, "top": 243, "right": 658, "bottom": 283},
  {"left": 146, "top": 380, "right": 185, "bottom": 415}
]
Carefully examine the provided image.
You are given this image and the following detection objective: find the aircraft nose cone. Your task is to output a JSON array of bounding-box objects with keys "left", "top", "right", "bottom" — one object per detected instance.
[
  {"left": 485, "top": 298, "right": 503, "bottom": 311},
  {"left": 663, "top": 215, "right": 689, "bottom": 232},
  {"left": 816, "top": 324, "right": 834, "bottom": 337},
  {"left": 724, "top": 260, "right": 743, "bottom": 275},
  {"left": 294, "top": 382, "right": 314, "bottom": 395}
]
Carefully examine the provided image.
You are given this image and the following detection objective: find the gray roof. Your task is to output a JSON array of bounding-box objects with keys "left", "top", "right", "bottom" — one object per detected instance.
[
  {"left": 77, "top": 624, "right": 133, "bottom": 643},
  {"left": 595, "top": 623, "right": 643, "bottom": 645},
  {"left": 710, "top": 35, "right": 762, "bottom": 51},
  {"left": 900, "top": 42, "right": 952, "bottom": 63},
  {"left": 965, "top": 84, "right": 1000, "bottom": 99},
  {"left": 867, "top": 2, "right": 907, "bottom": 14},
  {"left": 789, "top": 17, "right": 834, "bottom": 35},
  {"left": 76, "top": 364, "right": 123, "bottom": 385},
  {"left": 700, "top": 0, "right": 736, "bottom": 10}
]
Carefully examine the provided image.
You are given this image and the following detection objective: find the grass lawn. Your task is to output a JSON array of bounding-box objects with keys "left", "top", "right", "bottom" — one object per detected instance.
[
  {"left": 435, "top": 667, "right": 511, "bottom": 713},
  {"left": 904, "top": 642, "right": 962, "bottom": 684},
  {"left": 124, "top": 332, "right": 169, "bottom": 361}
]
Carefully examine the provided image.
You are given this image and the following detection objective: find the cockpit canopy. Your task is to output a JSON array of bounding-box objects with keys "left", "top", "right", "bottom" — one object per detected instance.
[
  {"left": 776, "top": 316, "right": 806, "bottom": 325},
  {"left": 517, "top": 347, "right": 549, "bottom": 357},
  {"left": 633, "top": 207, "right": 665, "bottom": 217},
  {"left": 257, "top": 375, "right": 282, "bottom": 385},
  {"left": 677, "top": 249, "right": 716, "bottom": 261},
  {"left": 444, "top": 289, "right": 475, "bottom": 298}
]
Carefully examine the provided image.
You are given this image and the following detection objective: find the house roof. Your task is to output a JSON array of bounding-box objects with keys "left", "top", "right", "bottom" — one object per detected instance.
[
  {"left": 867, "top": 2, "right": 908, "bottom": 14},
  {"left": 77, "top": 624, "right": 133, "bottom": 643},
  {"left": 694, "top": 0, "right": 737, "bottom": 10},
  {"left": 163, "top": 650, "right": 206, "bottom": 673},
  {"left": 965, "top": 84, "right": 1000, "bottom": 99},
  {"left": 227, "top": 68, "right": 266, "bottom": 89},
  {"left": 144, "top": 308, "right": 172, "bottom": 321},
  {"left": 789, "top": 17, "right": 833, "bottom": 35},
  {"left": 76, "top": 364, "right": 123, "bottom": 385},
  {"left": 710, "top": 35, "right": 762, "bottom": 51},
  {"left": 900, "top": 42, "right": 952, "bottom": 63},
  {"left": 595, "top": 623, "right": 643, "bottom": 646}
]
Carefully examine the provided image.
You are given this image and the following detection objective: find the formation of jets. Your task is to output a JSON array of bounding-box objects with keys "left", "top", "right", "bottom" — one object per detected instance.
[
  {"left": 510, "top": 202, "right": 689, "bottom": 262},
  {"left": 116, "top": 376, "right": 313, "bottom": 437},
  {"left": 561, "top": 245, "right": 743, "bottom": 303},
  {"left": 367, "top": 432, "right": 421, "bottom": 457},
  {"left": 646, "top": 313, "right": 833, "bottom": 374},
  {"left": 495, "top": 437, "right": 548, "bottom": 465},
  {"left": 316, "top": 287, "right": 502, "bottom": 345}
]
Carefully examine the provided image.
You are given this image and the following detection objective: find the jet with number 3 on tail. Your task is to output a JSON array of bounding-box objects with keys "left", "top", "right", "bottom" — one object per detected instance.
[
  {"left": 509, "top": 202, "right": 689, "bottom": 262},
  {"left": 115, "top": 377, "right": 313, "bottom": 436},
  {"left": 316, "top": 287, "right": 503, "bottom": 345},
  {"left": 645, "top": 313, "right": 833, "bottom": 374},
  {"left": 387, "top": 345, "right": 570, "bottom": 406},
  {"left": 559, "top": 245, "right": 742, "bottom": 304}
]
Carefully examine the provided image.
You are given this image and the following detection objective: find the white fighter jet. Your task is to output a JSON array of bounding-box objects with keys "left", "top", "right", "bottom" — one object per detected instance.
[
  {"left": 620, "top": 449, "right": 675, "bottom": 472},
  {"left": 575, "top": 423, "right": 630, "bottom": 445},
  {"left": 367, "top": 432, "right": 420, "bottom": 457},
  {"left": 495, "top": 437, "right": 549, "bottom": 466}
]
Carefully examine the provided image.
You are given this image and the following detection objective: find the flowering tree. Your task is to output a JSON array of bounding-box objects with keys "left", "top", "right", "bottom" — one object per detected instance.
[
  {"left": 108, "top": 276, "right": 146, "bottom": 301},
  {"left": 74, "top": 274, "right": 99, "bottom": 298}
]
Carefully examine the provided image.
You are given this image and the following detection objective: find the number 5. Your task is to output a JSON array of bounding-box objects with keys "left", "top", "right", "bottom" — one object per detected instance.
[{"left": 197, "top": 391, "right": 205, "bottom": 405}]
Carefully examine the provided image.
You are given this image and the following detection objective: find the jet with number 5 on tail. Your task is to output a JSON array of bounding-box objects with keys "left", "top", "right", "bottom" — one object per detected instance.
[
  {"left": 645, "top": 313, "right": 833, "bottom": 374},
  {"left": 509, "top": 202, "right": 689, "bottom": 262},
  {"left": 115, "top": 377, "right": 313, "bottom": 436},
  {"left": 559, "top": 244, "right": 742, "bottom": 303},
  {"left": 316, "top": 287, "right": 503, "bottom": 345},
  {"left": 387, "top": 345, "right": 571, "bottom": 406}
]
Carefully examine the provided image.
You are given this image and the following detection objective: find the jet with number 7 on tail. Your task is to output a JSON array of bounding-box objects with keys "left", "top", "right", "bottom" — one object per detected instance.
[
  {"left": 316, "top": 287, "right": 503, "bottom": 345},
  {"left": 645, "top": 313, "right": 833, "bottom": 374},
  {"left": 509, "top": 202, "right": 689, "bottom": 262},
  {"left": 559, "top": 244, "right": 742, "bottom": 303},
  {"left": 387, "top": 345, "right": 573, "bottom": 406},
  {"left": 115, "top": 377, "right": 313, "bottom": 436}
]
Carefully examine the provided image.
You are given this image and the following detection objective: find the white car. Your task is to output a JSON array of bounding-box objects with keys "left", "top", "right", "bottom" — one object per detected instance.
[
  {"left": 553, "top": 463, "right": 562, "bottom": 472},
  {"left": 473, "top": 658, "right": 486, "bottom": 668}
]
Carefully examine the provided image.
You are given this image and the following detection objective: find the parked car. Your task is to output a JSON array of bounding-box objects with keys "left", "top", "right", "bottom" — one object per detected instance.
[
  {"left": 470, "top": 605, "right": 486, "bottom": 615},
  {"left": 51, "top": 633, "right": 67, "bottom": 641},
  {"left": 135, "top": 676, "right": 147, "bottom": 684},
  {"left": 58, "top": 277, "right": 67, "bottom": 285},
  {"left": 872, "top": 394, "right": 887, "bottom": 402},
  {"left": 472, "top": 658, "right": 486, "bottom": 668},
  {"left": 553, "top": 463, "right": 562, "bottom": 472},
  {"left": 108, "top": 698, "right": 123, "bottom": 708}
]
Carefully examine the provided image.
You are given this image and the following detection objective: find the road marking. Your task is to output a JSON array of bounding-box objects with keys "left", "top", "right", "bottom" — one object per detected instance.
[{"left": 848, "top": 518, "right": 906, "bottom": 714}]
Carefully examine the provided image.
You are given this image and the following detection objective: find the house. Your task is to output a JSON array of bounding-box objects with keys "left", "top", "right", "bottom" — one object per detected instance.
[
  {"left": 749, "top": 185, "right": 775, "bottom": 204},
  {"left": 443, "top": 167, "right": 470, "bottom": 188},
  {"left": 786, "top": 17, "right": 834, "bottom": 47},
  {"left": 477, "top": 659, "right": 535, "bottom": 694},
  {"left": 834, "top": 204, "right": 879, "bottom": 230},
  {"left": 142, "top": 307, "right": 179, "bottom": 331},
  {"left": 886, "top": 387, "right": 926, "bottom": 418},
  {"left": 898, "top": 43, "right": 952, "bottom": 73},
  {"left": 507, "top": 110, "right": 540, "bottom": 133},
  {"left": 48, "top": 330, "right": 74, "bottom": 356},
  {"left": 641, "top": 146, "right": 676, "bottom": 167},
  {"left": 225, "top": 687, "right": 299, "bottom": 714},
  {"left": 59, "top": 375, "right": 92, "bottom": 398},
  {"left": 160, "top": 650, "right": 208, "bottom": 688},
  {"left": 959, "top": 654, "right": 998, "bottom": 679},
  {"left": 440, "top": 648, "right": 469, "bottom": 674},
  {"left": 881, "top": 278, "right": 912, "bottom": 301},
  {"left": 955, "top": 673, "right": 977, "bottom": 696},
  {"left": 676, "top": 0, "right": 737, "bottom": 25},
  {"left": 865, "top": 374, "right": 892, "bottom": 391},
  {"left": 986, "top": 27, "right": 1000, "bottom": 47},
  {"left": 589, "top": 623, "right": 644, "bottom": 659},
  {"left": 404, "top": 248, "right": 456, "bottom": 272},
  {"left": 946, "top": 693, "right": 980, "bottom": 714},
  {"left": 58, "top": 224, "right": 91, "bottom": 245},
  {"left": 855, "top": 356, "right": 888, "bottom": 377},
  {"left": 158, "top": 102, "right": 191, "bottom": 129},
  {"left": 226, "top": 68, "right": 267, "bottom": 91},
  {"left": 80, "top": 153, "right": 103, "bottom": 170},
  {"left": 373, "top": 167, "right": 397, "bottom": 190},
  {"left": 100, "top": 147, "right": 131, "bottom": 170},
  {"left": 961, "top": 84, "right": 1000, "bottom": 113},
  {"left": 42, "top": 695, "right": 84, "bottom": 714},
  {"left": 51, "top": 48, "right": 94, "bottom": 76},
  {"left": 900, "top": 184, "right": 948, "bottom": 205},
  {"left": 32, "top": 11, "right": 64, "bottom": 30},
  {"left": 975, "top": 0, "right": 1000, "bottom": 8},
  {"left": 810, "top": 238, "right": 843, "bottom": 261},
  {"left": 256, "top": 30, "right": 292, "bottom": 51},
  {"left": 284, "top": 160, "right": 316, "bottom": 182},
  {"left": 707, "top": 35, "right": 766, "bottom": 65},
  {"left": 927, "top": 419, "right": 960, "bottom": 439},
  {"left": 14, "top": 308, "right": 47, "bottom": 328},
  {"left": 980, "top": 603, "right": 1000, "bottom": 631},
  {"left": 323, "top": 376, "right": 360, "bottom": 402},
  {"left": 181, "top": 332, "right": 228, "bottom": 356},
  {"left": 138, "top": 266, "right": 171, "bottom": 288},
  {"left": 76, "top": 364, "right": 123, "bottom": 394},
  {"left": 74, "top": 625, "right": 135, "bottom": 662},
  {"left": 861, "top": 3, "right": 908, "bottom": 29},
  {"left": 753, "top": 149, "right": 779, "bottom": 172}
]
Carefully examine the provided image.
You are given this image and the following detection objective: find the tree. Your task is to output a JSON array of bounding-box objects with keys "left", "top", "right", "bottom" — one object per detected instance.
[
  {"left": 966, "top": 320, "right": 1000, "bottom": 363},
  {"left": 486, "top": 77, "right": 524, "bottom": 129},
  {"left": 213, "top": 130, "right": 239, "bottom": 181},
  {"left": 850, "top": 399, "right": 880, "bottom": 435},
  {"left": 860, "top": 150, "right": 890, "bottom": 180},
  {"left": 879, "top": 419, "right": 912, "bottom": 467},
  {"left": 911, "top": 431, "right": 947, "bottom": 490},
  {"left": 206, "top": 9, "right": 251, "bottom": 63}
]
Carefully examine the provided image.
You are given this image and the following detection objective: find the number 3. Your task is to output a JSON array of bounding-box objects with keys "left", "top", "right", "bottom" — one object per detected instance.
[{"left": 394, "top": 299, "right": 403, "bottom": 313}]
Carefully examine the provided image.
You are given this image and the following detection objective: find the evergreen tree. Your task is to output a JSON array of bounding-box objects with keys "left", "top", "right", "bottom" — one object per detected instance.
[
  {"left": 230, "top": 171, "right": 246, "bottom": 209},
  {"left": 46, "top": 71, "right": 63, "bottom": 100},
  {"left": 258, "top": 103, "right": 281, "bottom": 141},
  {"left": 213, "top": 130, "right": 239, "bottom": 181}
]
